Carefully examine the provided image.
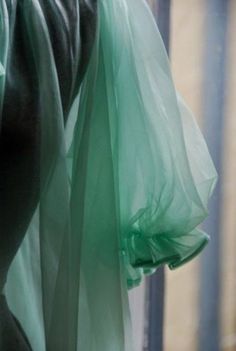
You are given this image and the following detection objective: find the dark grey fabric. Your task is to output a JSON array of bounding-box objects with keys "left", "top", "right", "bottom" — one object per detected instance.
[
  {"left": 0, "top": 1, "right": 97, "bottom": 349},
  {"left": 0, "top": 295, "right": 33, "bottom": 350}
]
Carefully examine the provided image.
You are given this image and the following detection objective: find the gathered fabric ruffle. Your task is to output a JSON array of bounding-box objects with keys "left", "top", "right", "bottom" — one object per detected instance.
[{"left": 124, "top": 228, "right": 209, "bottom": 288}]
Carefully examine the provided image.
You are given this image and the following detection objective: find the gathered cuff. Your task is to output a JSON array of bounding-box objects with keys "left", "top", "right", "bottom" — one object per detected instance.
[{"left": 124, "top": 228, "right": 209, "bottom": 288}]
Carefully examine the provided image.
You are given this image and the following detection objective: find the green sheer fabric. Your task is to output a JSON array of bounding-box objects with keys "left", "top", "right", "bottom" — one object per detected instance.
[
  {"left": 2, "top": 0, "right": 217, "bottom": 350},
  {"left": 0, "top": 63, "right": 4, "bottom": 76}
]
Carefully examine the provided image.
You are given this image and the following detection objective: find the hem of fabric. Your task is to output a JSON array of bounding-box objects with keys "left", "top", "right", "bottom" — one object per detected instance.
[{"left": 124, "top": 229, "right": 209, "bottom": 288}]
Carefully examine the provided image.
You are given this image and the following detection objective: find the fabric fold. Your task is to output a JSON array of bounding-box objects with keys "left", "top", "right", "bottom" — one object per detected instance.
[
  {"left": 96, "top": 0, "right": 217, "bottom": 288},
  {"left": 3, "top": 0, "right": 217, "bottom": 350},
  {"left": 0, "top": 62, "right": 4, "bottom": 76},
  {"left": 125, "top": 228, "right": 209, "bottom": 288}
]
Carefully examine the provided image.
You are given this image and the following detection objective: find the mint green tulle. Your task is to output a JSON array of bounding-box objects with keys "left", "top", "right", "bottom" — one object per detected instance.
[
  {"left": 0, "top": 63, "right": 4, "bottom": 76},
  {"left": 3, "top": 0, "right": 217, "bottom": 350}
]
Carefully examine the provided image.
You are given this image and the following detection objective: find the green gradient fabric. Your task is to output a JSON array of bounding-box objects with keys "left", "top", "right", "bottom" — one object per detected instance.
[
  {"left": 0, "top": 63, "right": 4, "bottom": 76},
  {"left": 2, "top": 0, "right": 217, "bottom": 350}
]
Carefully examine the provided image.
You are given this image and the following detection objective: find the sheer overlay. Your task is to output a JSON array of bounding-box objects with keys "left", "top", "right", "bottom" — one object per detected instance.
[{"left": 1, "top": 0, "right": 217, "bottom": 350}]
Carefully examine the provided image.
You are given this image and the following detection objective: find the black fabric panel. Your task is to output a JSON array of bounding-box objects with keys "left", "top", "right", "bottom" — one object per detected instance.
[{"left": 0, "top": 1, "right": 98, "bottom": 349}]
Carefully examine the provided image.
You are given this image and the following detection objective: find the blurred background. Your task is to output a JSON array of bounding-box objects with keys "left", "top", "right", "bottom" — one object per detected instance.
[{"left": 129, "top": 1, "right": 236, "bottom": 350}]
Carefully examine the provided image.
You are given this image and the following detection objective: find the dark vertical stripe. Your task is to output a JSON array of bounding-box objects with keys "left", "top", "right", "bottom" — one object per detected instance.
[
  {"left": 148, "top": 271, "right": 166, "bottom": 351},
  {"left": 147, "top": 1, "right": 171, "bottom": 351},
  {"left": 199, "top": 1, "right": 229, "bottom": 350},
  {"left": 156, "top": 0, "right": 171, "bottom": 55}
]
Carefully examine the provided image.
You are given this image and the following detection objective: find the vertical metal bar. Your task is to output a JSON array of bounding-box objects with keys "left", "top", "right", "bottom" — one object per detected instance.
[
  {"left": 148, "top": 271, "right": 166, "bottom": 351},
  {"left": 147, "top": 1, "right": 171, "bottom": 351},
  {"left": 156, "top": 0, "right": 171, "bottom": 55},
  {"left": 199, "top": 1, "right": 229, "bottom": 350}
]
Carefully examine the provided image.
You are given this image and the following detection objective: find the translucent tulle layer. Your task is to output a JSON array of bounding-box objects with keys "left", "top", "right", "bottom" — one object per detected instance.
[
  {"left": 2, "top": 0, "right": 217, "bottom": 350},
  {"left": 0, "top": 63, "right": 4, "bottom": 76},
  {"left": 93, "top": 0, "right": 217, "bottom": 289}
]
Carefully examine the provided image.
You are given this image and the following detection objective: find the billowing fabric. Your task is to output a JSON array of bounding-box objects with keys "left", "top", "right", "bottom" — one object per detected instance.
[{"left": 0, "top": 0, "right": 217, "bottom": 350}]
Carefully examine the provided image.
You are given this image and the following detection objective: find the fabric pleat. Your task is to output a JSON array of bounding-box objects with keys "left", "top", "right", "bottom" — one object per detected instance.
[
  {"left": 2, "top": 0, "right": 217, "bottom": 350},
  {"left": 0, "top": 63, "right": 4, "bottom": 76},
  {"left": 0, "top": 1, "right": 8, "bottom": 124}
]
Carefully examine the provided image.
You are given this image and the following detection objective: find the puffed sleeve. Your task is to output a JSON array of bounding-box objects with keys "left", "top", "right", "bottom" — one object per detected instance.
[{"left": 75, "top": 0, "right": 217, "bottom": 289}]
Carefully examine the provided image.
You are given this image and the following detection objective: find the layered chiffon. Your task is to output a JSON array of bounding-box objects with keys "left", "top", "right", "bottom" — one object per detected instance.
[{"left": 1, "top": 0, "right": 217, "bottom": 350}]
